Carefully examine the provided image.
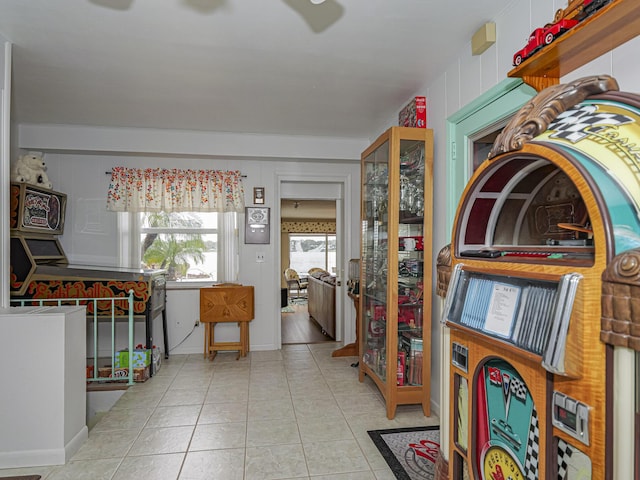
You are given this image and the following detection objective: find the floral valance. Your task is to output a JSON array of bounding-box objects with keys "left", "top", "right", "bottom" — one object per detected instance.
[{"left": 106, "top": 167, "right": 245, "bottom": 213}]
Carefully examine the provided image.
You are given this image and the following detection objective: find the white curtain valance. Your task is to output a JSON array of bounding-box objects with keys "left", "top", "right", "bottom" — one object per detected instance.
[{"left": 106, "top": 167, "right": 245, "bottom": 213}]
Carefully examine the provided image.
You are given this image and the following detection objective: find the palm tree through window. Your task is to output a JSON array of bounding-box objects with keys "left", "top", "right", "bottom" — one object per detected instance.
[{"left": 140, "top": 212, "right": 218, "bottom": 282}]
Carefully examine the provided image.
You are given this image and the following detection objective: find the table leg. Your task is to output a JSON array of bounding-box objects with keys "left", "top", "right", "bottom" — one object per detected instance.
[{"left": 204, "top": 323, "right": 209, "bottom": 359}]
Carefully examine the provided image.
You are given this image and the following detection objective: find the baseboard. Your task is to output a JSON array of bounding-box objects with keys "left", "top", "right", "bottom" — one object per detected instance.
[
  {"left": 0, "top": 427, "right": 88, "bottom": 469},
  {"left": 65, "top": 426, "right": 88, "bottom": 462}
]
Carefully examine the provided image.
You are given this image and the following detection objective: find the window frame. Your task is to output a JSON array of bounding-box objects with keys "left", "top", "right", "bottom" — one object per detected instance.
[{"left": 135, "top": 211, "right": 221, "bottom": 285}]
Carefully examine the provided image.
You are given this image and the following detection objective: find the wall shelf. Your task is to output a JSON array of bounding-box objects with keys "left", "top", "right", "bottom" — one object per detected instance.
[{"left": 508, "top": 0, "right": 640, "bottom": 91}]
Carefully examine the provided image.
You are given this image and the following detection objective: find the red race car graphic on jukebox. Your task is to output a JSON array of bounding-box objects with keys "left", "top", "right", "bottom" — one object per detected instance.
[
  {"left": 513, "top": 18, "right": 578, "bottom": 66},
  {"left": 476, "top": 359, "right": 536, "bottom": 480}
]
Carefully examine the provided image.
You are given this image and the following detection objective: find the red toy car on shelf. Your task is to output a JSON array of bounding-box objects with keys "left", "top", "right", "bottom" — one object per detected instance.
[{"left": 512, "top": 18, "right": 579, "bottom": 66}]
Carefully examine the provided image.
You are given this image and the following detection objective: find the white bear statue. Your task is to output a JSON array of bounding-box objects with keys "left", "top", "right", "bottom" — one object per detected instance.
[{"left": 11, "top": 151, "right": 53, "bottom": 189}]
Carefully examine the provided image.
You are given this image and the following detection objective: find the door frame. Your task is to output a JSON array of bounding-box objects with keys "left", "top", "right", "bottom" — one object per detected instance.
[
  {"left": 1, "top": 42, "right": 11, "bottom": 308},
  {"left": 274, "top": 172, "right": 354, "bottom": 349},
  {"left": 446, "top": 78, "right": 537, "bottom": 232}
]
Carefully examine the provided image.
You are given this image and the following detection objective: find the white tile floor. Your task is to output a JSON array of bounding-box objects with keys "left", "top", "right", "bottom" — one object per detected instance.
[{"left": 0, "top": 343, "right": 439, "bottom": 480}]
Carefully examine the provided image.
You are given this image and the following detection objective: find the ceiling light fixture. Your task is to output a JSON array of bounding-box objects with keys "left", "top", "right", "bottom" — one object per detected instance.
[{"left": 282, "top": 0, "right": 343, "bottom": 33}]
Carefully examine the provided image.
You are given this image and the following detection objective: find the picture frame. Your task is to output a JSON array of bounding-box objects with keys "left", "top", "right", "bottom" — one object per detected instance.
[
  {"left": 245, "top": 207, "right": 270, "bottom": 244},
  {"left": 253, "top": 187, "right": 265, "bottom": 204}
]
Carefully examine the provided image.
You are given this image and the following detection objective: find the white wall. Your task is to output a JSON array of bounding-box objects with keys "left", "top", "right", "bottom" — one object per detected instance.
[{"left": 16, "top": 136, "right": 361, "bottom": 355}]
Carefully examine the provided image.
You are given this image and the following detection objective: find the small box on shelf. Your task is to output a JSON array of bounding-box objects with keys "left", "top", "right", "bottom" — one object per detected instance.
[
  {"left": 98, "top": 365, "right": 150, "bottom": 383},
  {"left": 399, "top": 236, "right": 424, "bottom": 251},
  {"left": 397, "top": 351, "right": 406, "bottom": 386},
  {"left": 114, "top": 345, "right": 152, "bottom": 369},
  {"left": 399, "top": 96, "right": 427, "bottom": 128}
]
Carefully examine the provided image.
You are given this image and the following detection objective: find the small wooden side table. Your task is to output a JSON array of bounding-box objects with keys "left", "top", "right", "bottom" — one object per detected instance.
[{"left": 200, "top": 284, "right": 254, "bottom": 360}]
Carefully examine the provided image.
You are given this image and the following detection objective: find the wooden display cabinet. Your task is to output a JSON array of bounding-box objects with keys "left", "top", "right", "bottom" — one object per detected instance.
[{"left": 358, "top": 126, "right": 434, "bottom": 419}]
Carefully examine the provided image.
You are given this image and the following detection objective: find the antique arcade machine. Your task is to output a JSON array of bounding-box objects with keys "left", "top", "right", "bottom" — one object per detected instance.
[
  {"left": 442, "top": 76, "right": 640, "bottom": 479},
  {"left": 9, "top": 182, "right": 168, "bottom": 372}
]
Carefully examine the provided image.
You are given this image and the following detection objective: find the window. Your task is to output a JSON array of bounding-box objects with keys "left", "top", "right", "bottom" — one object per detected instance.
[
  {"left": 137, "top": 211, "right": 237, "bottom": 283},
  {"left": 289, "top": 234, "right": 336, "bottom": 275},
  {"left": 108, "top": 167, "right": 243, "bottom": 282}
]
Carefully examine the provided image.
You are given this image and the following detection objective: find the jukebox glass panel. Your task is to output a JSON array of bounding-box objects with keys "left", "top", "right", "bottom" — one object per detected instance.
[
  {"left": 443, "top": 265, "right": 581, "bottom": 375},
  {"left": 457, "top": 156, "right": 594, "bottom": 265},
  {"left": 455, "top": 374, "right": 469, "bottom": 452}
]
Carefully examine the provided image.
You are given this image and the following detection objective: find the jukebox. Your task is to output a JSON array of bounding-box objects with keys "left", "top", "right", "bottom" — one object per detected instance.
[
  {"left": 9, "top": 182, "right": 168, "bottom": 373},
  {"left": 442, "top": 76, "right": 640, "bottom": 479}
]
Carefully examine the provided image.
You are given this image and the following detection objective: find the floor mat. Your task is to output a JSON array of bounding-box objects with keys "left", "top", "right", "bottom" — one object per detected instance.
[
  {"left": 368, "top": 425, "right": 440, "bottom": 480},
  {"left": 281, "top": 305, "right": 295, "bottom": 313}
]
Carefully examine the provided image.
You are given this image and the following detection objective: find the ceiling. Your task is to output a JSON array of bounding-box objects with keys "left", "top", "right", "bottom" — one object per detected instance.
[{"left": 0, "top": 0, "right": 508, "bottom": 139}]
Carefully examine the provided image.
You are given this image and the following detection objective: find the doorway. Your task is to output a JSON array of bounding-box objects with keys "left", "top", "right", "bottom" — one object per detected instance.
[
  {"left": 281, "top": 199, "right": 337, "bottom": 344},
  {"left": 275, "top": 175, "right": 352, "bottom": 350}
]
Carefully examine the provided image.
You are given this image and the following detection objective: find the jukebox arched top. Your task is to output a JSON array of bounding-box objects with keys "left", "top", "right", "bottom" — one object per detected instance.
[{"left": 454, "top": 89, "right": 640, "bottom": 266}]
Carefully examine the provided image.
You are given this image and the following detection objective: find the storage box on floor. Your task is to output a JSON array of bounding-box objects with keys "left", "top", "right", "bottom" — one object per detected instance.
[{"left": 95, "top": 346, "right": 161, "bottom": 382}]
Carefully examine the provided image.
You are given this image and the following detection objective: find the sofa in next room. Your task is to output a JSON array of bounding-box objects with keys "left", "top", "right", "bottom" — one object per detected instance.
[{"left": 307, "top": 270, "right": 336, "bottom": 339}]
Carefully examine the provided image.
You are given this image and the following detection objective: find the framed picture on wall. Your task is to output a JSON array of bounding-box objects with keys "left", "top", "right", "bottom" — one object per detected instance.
[
  {"left": 253, "top": 187, "right": 265, "bottom": 204},
  {"left": 245, "top": 207, "right": 270, "bottom": 244}
]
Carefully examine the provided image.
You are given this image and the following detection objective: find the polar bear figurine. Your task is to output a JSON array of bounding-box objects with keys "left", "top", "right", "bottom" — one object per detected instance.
[{"left": 11, "top": 151, "right": 53, "bottom": 189}]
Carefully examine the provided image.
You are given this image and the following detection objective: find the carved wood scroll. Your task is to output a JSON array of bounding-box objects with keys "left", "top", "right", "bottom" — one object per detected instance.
[
  {"left": 436, "top": 244, "right": 452, "bottom": 299},
  {"left": 601, "top": 248, "right": 640, "bottom": 351},
  {"left": 488, "top": 75, "right": 619, "bottom": 159}
]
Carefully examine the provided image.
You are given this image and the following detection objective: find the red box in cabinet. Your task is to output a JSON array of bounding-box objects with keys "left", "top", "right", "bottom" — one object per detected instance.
[{"left": 399, "top": 236, "right": 424, "bottom": 251}]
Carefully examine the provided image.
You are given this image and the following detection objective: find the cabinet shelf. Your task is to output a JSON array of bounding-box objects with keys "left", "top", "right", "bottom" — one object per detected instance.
[{"left": 508, "top": 0, "right": 640, "bottom": 91}]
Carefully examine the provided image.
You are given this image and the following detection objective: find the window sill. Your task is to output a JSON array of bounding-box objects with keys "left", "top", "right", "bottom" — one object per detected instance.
[{"left": 166, "top": 281, "right": 217, "bottom": 291}]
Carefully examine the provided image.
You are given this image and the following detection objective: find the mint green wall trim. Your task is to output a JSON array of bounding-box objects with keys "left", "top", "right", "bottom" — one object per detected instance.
[{"left": 446, "top": 78, "right": 536, "bottom": 233}]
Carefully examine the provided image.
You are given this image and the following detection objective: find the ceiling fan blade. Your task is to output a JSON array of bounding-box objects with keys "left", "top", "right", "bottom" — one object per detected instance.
[
  {"left": 282, "top": 0, "right": 344, "bottom": 33},
  {"left": 89, "top": 0, "right": 134, "bottom": 10},
  {"left": 181, "top": 0, "right": 227, "bottom": 14}
]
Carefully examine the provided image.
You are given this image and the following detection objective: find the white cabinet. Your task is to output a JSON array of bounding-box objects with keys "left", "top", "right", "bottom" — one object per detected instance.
[{"left": 0, "top": 306, "right": 87, "bottom": 468}]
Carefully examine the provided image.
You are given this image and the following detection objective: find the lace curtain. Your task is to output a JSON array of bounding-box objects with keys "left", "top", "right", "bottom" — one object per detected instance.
[{"left": 106, "top": 167, "right": 245, "bottom": 213}]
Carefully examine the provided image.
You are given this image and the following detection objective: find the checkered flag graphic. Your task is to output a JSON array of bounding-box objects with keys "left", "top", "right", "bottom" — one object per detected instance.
[
  {"left": 547, "top": 104, "right": 634, "bottom": 143},
  {"left": 524, "top": 407, "right": 540, "bottom": 480},
  {"left": 557, "top": 438, "right": 573, "bottom": 480}
]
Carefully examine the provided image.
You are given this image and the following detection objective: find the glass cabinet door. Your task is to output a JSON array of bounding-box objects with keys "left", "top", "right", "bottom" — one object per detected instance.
[
  {"left": 361, "top": 138, "right": 390, "bottom": 381},
  {"left": 396, "top": 138, "right": 426, "bottom": 387}
]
